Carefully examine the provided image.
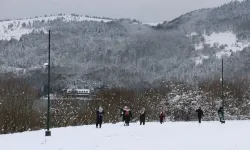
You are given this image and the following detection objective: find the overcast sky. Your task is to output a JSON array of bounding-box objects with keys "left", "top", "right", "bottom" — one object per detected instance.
[{"left": 0, "top": 0, "right": 235, "bottom": 22}]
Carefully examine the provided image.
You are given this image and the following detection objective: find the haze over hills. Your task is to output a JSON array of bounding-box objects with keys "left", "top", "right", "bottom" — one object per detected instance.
[{"left": 1, "top": 0, "right": 250, "bottom": 90}]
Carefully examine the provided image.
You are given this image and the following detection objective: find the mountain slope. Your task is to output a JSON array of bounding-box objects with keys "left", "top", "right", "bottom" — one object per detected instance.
[
  {"left": 0, "top": 14, "right": 113, "bottom": 41},
  {"left": 1, "top": 1, "right": 250, "bottom": 89},
  {"left": 0, "top": 15, "right": 195, "bottom": 89}
]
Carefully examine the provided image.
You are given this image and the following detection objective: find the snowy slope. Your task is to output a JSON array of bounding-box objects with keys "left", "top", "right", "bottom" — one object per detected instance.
[
  {"left": 192, "top": 31, "right": 250, "bottom": 65},
  {"left": 143, "top": 22, "right": 163, "bottom": 26},
  {"left": 0, "top": 121, "right": 249, "bottom": 150},
  {"left": 193, "top": 55, "right": 209, "bottom": 66},
  {"left": 194, "top": 32, "right": 250, "bottom": 56},
  {"left": 0, "top": 15, "right": 112, "bottom": 41}
]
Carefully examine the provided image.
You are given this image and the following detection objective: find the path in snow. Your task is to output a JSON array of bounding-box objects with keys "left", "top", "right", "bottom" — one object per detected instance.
[{"left": 0, "top": 121, "right": 249, "bottom": 150}]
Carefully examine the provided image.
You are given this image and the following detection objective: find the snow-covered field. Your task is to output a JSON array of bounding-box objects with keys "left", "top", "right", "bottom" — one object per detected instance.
[{"left": 0, "top": 120, "right": 249, "bottom": 150}]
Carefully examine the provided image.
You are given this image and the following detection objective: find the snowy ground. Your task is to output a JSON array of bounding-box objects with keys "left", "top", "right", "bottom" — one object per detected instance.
[{"left": 0, "top": 120, "right": 249, "bottom": 150}]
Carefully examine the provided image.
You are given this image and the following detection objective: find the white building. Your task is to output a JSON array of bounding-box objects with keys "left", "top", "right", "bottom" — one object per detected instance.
[{"left": 66, "top": 88, "right": 90, "bottom": 97}]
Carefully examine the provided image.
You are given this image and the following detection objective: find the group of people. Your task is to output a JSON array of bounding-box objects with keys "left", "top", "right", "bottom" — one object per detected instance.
[
  {"left": 95, "top": 106, "right": 166, "bottom": 128},
  {"left": 95, "top": 106, "right": 225, "bottom": 128},
  {"left": 119, "top": 106, "right": 166, "bottom": 126},
  {"left": 195, "top": 107, "right": 225, "bottom": 124}
]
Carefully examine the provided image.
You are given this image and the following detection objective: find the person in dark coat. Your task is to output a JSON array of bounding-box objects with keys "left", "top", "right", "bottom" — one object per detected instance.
[
  {"left": 196, "top": 107, "right": 203, "bottom": 123},
  {"left": 218, "top": 107, "right": 225, "bottom": 123},
  {"left": 123, "top": 106, "right": 132, "bottom": 126},
  {"left": 139, "top": 108, "right": 146, "bottom": 125},
  {"left": 159, "top": 112, "right": 165, "bottom": 124},
  {"left": 96, "top": 106, "right": 104, "bottom": 128}
]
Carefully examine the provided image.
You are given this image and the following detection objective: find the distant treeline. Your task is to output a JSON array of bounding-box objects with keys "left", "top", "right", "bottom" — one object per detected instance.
[{"left": 0, "top": 75, "right": 249, "bottom": 134}]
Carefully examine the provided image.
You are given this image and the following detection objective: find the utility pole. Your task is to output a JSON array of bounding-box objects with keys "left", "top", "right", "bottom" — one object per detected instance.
[
  {"left": 45, "top": 30, "right": 51, "bottom": 136},
  {"left": 221, "top": 59, "right": 224, "bottom": 107}
]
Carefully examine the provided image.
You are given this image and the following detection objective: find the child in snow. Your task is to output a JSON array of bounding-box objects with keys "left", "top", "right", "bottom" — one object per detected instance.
[
  {"left": 218, "top": 107, "right": 225, "bottom": 123},
  {"left": 96, "top": 106, "right": 104, "bottom": 128},
  {"left": 123, "top": 106, "right": 132, "bottom": 126},
  {"left": 196, "top": 107, "right": 203, "bottom": 123},
  {"left": 139, "top": 108, "right": 146, "bottom": 125},
  {"left": 159, "top": 112, "right": 165, "bottom": 124}
]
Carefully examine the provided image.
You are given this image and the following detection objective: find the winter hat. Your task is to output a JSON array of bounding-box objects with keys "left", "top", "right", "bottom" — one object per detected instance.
[
  {"left": 141, "top": 108, "right": 145, "bottom": 114},
  {"left": 99, "top": 106, "right": 103, "bottom": 112}
]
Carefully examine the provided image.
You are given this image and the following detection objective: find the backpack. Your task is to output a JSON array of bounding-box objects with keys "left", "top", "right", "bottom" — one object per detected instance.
[
  {"left": 160, "top": 113, "right": 165, "bottom": 118},
  {"left": 125, "top": 110, "right": 129, "bottom": 116}
]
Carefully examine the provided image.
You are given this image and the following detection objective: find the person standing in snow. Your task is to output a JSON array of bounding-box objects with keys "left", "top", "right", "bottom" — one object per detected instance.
[
  {"left": 139, "top": 108, "right": 146, "bottom": 125},
  {"left": 96, "top": 106, "right": 104, "bottom": 128},
  {"left": 159, "top": 112, "right": 165, "bottom": 124},
  {"left": 196, "top": 107, "right": 203, "bottom": 123},
  {"left": 123, "top": 106, "right": 132, "bottom": 126},
  {"left": 218, "top": 107, "right": 225, "bottom": 123}
]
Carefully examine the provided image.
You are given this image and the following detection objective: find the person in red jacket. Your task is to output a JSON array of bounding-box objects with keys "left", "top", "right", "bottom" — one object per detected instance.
[
  {"left": 123, "top": 106, "right": 132, "bottom": 126},
  {"left": 159, "top": 112, "right": 165, "bottom": 124}
]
